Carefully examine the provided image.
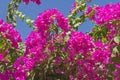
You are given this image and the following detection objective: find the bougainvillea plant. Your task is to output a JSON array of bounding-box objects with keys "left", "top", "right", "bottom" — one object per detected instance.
[{"left": 0, "top": 0, "right": 120, "bottom": 80}]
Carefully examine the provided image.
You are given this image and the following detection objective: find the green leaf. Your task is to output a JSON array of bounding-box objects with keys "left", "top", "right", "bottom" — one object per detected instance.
[
  {"left": 74, "top": 22, "right": 81, "bottom": 28},
  {"left": 8, "top": 4, "right": 12, "bottom": 9},
  {"left": 0, "top": 38, "right": 5, "bottom": 49},
  {"left": 26, "top": 18, "right": 31, "bottom": 24},
  {"left": 80, "top": 3, "right": 86, "bottom": 11},
  {"left": 106, "top": 64, "right": 115, "bottom": 71},
  {"left": 20, "top": 14, "right": 25, "bottom": 21},
  {"left": 106, "top": 75, "right": 113, "bottom": 80},
  {"left": 112, "top": 57, "right": 120, "bottom": 64},
  {"left": 114, "top": 36, "right": 120, "bottom": 44},
  {"left": 101, "top": 37, "right": 107, "bottom": 43},
  {"left": 81, "top": 0, "right": 85, "bottom": 3},
  {"left": 113, "top": 46, "right": 120, "bottom": 53}
]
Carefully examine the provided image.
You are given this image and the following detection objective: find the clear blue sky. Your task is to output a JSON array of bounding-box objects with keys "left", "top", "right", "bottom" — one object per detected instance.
[{"left": 0, "top": 0, "right": 119, "bottom": 41}]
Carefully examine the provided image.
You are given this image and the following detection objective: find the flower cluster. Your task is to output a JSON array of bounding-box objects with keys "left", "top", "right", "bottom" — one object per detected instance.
[
  {"left": 34, "top": 8, "right": 70, "bottom": 34},
  {"left": 23, "top": 0, "right": 41, "bottom": 5},
  {"left": 0, "top": 70, "right": 13, "bottom": 80},
  {"left": 75, "top": 60, "right": 98, "bottom": 79},
  {"left": 25, "top": 31, "right": 47, "bottom": 63},
  {"left": 13, "top": 56, "right": 35, "bottom": 80},
  {"left": 0, "top": 20, "right": 22, "bottom": 49},
  {"left": 12, "top": 30, "right": 48, "bottom": 79},
  {"left": 1, "top": 1, "right": 120, "bottom": 80},
  {"left": 92, "top": 40, "right": 111, "bottom": 64},
  {"left": 86, "top": 3, "right": 120, "bottom": 25},
  {"left": 13, "top": 56, "right": 35, "bottom": 72},
  {"left": 11, "top": 8, "right": 71, "bottom": 80},
  {"left": 0, "top": 20, "right": 22, "bottom": 79},
  {"left": 106, "top": 24, "right": 116, "bottom": 41},
  {"left": 67, "top": 31, "right": 112, "bottom": 79},
  {"left": 95, "top": 3, "right": 120, "bottom": 25},
  {"left": 24, "top": 8, "right": 70, "bottom": 65},
  {"left": 67, "top": 31, "right": 94, "bottom": 59}
]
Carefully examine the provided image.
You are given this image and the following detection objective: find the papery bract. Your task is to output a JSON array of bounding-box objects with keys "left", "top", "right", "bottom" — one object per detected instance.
[{"left": 85, "top": 6, "right": 92, "bottom": 15}]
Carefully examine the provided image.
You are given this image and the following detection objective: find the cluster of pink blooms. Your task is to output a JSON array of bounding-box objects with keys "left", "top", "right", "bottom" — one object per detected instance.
[
  {"left": 85, "top": 3, "right": 120, "bottom": 45},
  {"left": 95, "top": 3, "right": 120, "bottom": 25},
  {"left": 0, "top": 70, "right": 13, "bottom": 80},
  {"left": 74, "top": 59, "right": 99, "bottom": 79},
  {"left": 0, "top": 20, "right": 22, "bottom": 79},
  {"left": 25, "top": 31, "right": 47, "bottom": 60},
  {"left": 13, "top": 56, "right": 35, "bottom": 79},
  {"left": 1, "top": 1, "right": 120, "bottom": 79},
  {"left": 86, "top": 3, "right": 120, "bottom": 25},
  {"left": 67, "top": 31, "right": 111, "bottom": 64},
  {"left": 67, "top": 31, "right": 94, "bottom": 60},
  {"left": 0, "top": 20, "right": 22, "bottom": 49},
  {"left": 84, "top": 3, "right": 120, "bottom": 79},
  {"left": 106, "top": 23, "right": 116, "bottom": 41},
  {"left": 11, "top": 9, "right": 71, "bottom": 79},
  {"left": 67, "top": 31, "right": 111, "bottom": 79},
  {"left": 25, "top": 8, "right": 70, "bottom": 63},
  {"left": 23, "top": 0, "right": 41, "bottom": 5},
  {"left": 34, "top": 8, "right": 70, "bottom": 34},
  {"left": 92, "top": 40, "right": 111, "bottom": 64}
]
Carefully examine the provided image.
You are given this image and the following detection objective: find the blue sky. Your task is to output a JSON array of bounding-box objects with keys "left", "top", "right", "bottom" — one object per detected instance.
[{"left": 0, "top": 0, "right": 119, "bottom": 41}]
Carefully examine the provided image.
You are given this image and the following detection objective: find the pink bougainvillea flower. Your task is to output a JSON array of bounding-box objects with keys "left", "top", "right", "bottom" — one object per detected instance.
[
  {"left": 0, "top": 20, "right": 22, "bottom": 49},
  {"left": 88, "top": 3, "right": 120, "bottom": 25},
  {"left": 13, "top": 70, "right": 26, "bottom": 80},
  {"left": 34, "top": 8, "right": 70, "bottom": 34},
  {"left": 13, "top": 56, "right": 35, "bottom": 72},
  {"left": 92, "top": 40, "right": 111, "bottom": 64},
  {"left": 25, "top": 31, "right": 47, "bottom": 63},
  {"left": 0, "top": 70, "right": 13, "bottom": 80},
  {"left": 67, "top": 31, "right": 94, "bottom": 60},
  {"left": 85, "top": 6, "right": 93, "bottom": 15}
]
